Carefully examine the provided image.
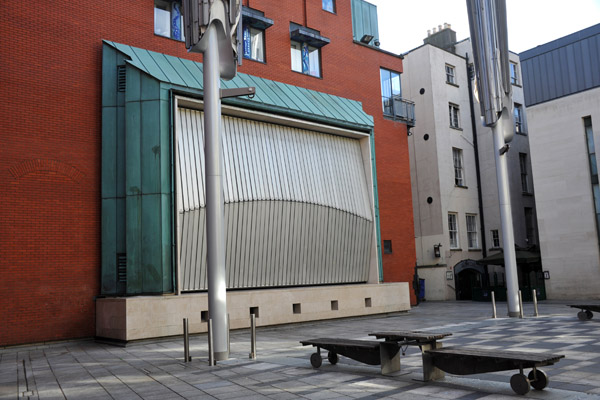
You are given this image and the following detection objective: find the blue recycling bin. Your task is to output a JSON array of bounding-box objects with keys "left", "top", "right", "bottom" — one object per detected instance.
[{"left": 418, "top": 278, "right": 425, "bottom": 301}]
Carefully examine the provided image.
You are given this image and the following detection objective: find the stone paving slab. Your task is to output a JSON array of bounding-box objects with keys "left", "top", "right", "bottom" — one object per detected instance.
[{"left": 2, "top": 301, "right": 600, "bottom": 399}]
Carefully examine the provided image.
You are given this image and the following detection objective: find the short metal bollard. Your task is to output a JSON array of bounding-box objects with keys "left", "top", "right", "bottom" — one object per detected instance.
[
  {"left": 183, "top": 318, "right": 191, "bottom": 362},
  {"left": 491, "top": 291, "right": 497, "bottom": 319},
  {"left": 208, "top": 318, "right": 215, "bottom": 366},
  {"left": 518, "top": 290, "right": 524, "bottom": 319},
  {"left": 532, "top": 289, "right": 539, "bottom": 317},
  {"left": 249, "top": 314, "right": 257, "bottom": 359}
]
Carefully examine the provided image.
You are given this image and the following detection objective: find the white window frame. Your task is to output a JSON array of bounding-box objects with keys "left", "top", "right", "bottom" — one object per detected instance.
[
  {"left": 449, "top": 103, "right": 460, "bottom": 129},
  {"left": 154, "top": 0, "right": 185, "bottom": 41},
  {"left": 448, "top": 213, "right": 459, "bottom": 249},
  {"left": 445, "top": 64, "right": 456, "bottom": 85},
  {"left": 466, "top": 214, "right": 479, "bottom": 249},
  {"left": 291, "top": 41, "right": 321, "bottom": 78},
  {"left": 514, "top": 103, "right": 525, "bottom": 134},
  {"left": 453, "top": 148, "right": 464, "bottom": 187},
  {"left": 491, "top": 229, "right": 500, "bottom": 248},
  {"left": 510, "top": 61, "right": 519, "bottom": 85}
]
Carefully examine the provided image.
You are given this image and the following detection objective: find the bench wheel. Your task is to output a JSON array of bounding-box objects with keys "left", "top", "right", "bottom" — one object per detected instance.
[
  {"left": 327, "top": 351, "right": 338, "bottom": 365},
  {"left": 577, "top": 311, "right": 592, "bottom": 320},
  {"left": 510, "top": 373, "right": 531, "bottom": 395},
  {"left": 528, "top": 369, "right": 549, "bottom": 390},
  {"left": 310, "top": 352, "right": 322, "bottom": 368}
]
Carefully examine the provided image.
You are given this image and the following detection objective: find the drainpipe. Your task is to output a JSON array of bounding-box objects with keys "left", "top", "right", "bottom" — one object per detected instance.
[{"left": 466, "top": 53, "right": 487, "bottom": 259}]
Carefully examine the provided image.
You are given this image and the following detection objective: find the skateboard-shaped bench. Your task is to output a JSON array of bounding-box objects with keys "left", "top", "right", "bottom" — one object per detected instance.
[
  {"left": 424, "top": 347, "right": 565, "bottom": 395},
  {"left": 299, "top": 338, "right": 401, "bottom": 375},
  {"left": 569, "top": 304, "right": 600, "bottom": 320}
]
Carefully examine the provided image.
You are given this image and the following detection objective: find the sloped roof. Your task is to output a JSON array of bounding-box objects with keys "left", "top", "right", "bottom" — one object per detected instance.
[{"left": 103, "top": 40, "right": 374, "bottom": 132}]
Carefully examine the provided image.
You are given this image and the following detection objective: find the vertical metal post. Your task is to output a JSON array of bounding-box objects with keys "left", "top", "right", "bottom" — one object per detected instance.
[
  {"left": 249, "top": 314, "right": 256, "bottom": 359},
  {"left": 493, "top": 112, "right": 521, "bottom": 318},
  {"left": 204, "top": 23, "right": 229, "bottom": 361},
  {"left": 208, "top": 318, "right": 215, "bottom": 366},
  {"left": 533, "top": 289, "right": 539, "bottom": 317},
  {"left": 518, "top": 290, "right": 524, "bottom": 319},
  {"left": 183, "top": 318, "right": 190, "bottom": 362},
  {"left": 491, "top": 291, "right": 497, "bottom": 319}
]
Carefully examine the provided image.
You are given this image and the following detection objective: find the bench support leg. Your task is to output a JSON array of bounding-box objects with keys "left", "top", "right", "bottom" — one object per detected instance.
[
  {"left": 379, "top": 342, "right": 401, "bottom": 375},
  {"left": 421, "top": 342, "right": 445, "bottom": 381}
]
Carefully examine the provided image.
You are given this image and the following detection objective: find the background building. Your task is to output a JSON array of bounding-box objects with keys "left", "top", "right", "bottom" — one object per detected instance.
[
  {"left": 0, "top": 0, "right": 416, "bottom": 346},
  {"left": 403, "top": 25, "right": 541, "bottom": 301},
  {"left": 520, "top": 23, "right": 600, "bottom": 299}
]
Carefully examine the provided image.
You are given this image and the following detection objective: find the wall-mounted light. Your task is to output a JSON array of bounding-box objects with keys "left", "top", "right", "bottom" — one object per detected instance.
[
  {"left": 433, "top": 243, "right": 442, "bottom": 258},
  {"left": 360, "top": 34, "right": 374, "bottom": 44}
]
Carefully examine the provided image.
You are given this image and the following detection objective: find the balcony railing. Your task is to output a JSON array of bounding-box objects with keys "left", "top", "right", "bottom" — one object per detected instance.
[{"left": 383, "top": 95, "right": 415, "bottom": 127}]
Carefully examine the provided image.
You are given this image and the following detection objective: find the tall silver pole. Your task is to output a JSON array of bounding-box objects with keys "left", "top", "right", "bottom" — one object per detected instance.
[
  {"left": 493, "top": 111, "right": 520, "bottom": 317},
  {"left": 204, "top": 23, "right": 229, "bottom": 361}
]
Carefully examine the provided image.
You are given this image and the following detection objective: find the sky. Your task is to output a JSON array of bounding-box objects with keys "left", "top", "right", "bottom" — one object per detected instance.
[{"left": 368, "top": 0, "right": 600, "bottom": 55}]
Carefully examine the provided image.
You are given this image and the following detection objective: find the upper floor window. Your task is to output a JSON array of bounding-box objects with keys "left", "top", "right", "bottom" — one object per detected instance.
[
  {"left": 491, "top": 229, "right": 500, "bottom": 248},
  {"left": 519, "top": 153, "right": 530, "bottom": 193},
  {"left": 510, "top": 61, "right": 519, "bottom": 85},
  {"left": 154, "top": 0, "right": 184, "bottom": 41},
  {"left": 445, "top": 64, "right": 456, "bottom": 85},
  {"left": 242, "top": 7, "right": 274, "bottom": 63},
  {"left": 291, "top": 42, "right": 321, "bottom": 77},
  {"left": 524, "top": 208, "right": 536, "bottom": 245},
  {"left": 448, "top": 213, "right": 459, "bottom": 249},
  {"left": 466, "top": 214, "right": 479, "bottom": 249},
  {"left": 453, "top": 148, "right": 465, "bottom": 187},
  {"left": 449, "top": 103, "right": 460, "bottom": 129},
  {"left": 514, "top": 103, "right": 525, "bottom": 134},
  {"left": 322, "top": 0, "right": 336, "bottom": 13},
  {"left": 381, "top": 68, "right": 401, "bottom": 116}
]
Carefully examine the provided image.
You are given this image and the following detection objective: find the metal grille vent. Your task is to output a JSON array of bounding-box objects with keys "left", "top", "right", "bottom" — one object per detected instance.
[
  {"left": 117, "top": 253, "right": 127, "bottom": 282},
  {"left": 117, "top": 65, "right": 126, "bottom": 92}
]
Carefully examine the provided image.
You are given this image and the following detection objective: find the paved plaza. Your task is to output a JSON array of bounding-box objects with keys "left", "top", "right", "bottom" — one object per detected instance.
[{"left": 2, "top": 300, "right": 600, "bottom": 399}]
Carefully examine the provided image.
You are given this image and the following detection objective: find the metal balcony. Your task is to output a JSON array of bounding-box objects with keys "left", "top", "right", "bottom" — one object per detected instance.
[{"left": 383, "top": 95, "right": 416, "bottom": 127}]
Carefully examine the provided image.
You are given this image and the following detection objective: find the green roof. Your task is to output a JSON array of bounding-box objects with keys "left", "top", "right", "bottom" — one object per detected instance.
[{"left": 104, "top": 40, "right": 374, "bottom": 132}]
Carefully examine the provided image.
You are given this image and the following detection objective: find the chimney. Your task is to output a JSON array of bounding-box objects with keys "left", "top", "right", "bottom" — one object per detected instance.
[{"left": 423, "top": 22, "right": 457, "bottom": 53}]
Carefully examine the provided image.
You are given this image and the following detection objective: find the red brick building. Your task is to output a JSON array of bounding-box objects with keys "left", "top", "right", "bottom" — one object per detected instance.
[{"left": 0, "top": 0, "right": 415, "bottom": 346}]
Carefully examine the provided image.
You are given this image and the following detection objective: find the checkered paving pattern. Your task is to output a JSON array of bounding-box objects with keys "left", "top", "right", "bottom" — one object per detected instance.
[{"left": 2, "top": 301, "right": 600, "bottom": 399}]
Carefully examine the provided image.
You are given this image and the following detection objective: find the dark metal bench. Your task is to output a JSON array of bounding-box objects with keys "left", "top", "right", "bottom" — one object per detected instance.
[
  {"left": 299, "top": 338, "right": 401, "bottom": 375},
  {"left": 569, "top": 304, "right": 600, "bottom": 320},
  {"left": 425, "top": 347, "right": 565, "bottom": 395}
]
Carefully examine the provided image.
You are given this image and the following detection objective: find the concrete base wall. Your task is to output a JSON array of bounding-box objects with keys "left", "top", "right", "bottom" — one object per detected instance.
[
  {"left": 416, "top": 266, "right": 455, "bottom": 301},
  {"left": 96, "top": 283, "right": 410, "bottom": 342}
]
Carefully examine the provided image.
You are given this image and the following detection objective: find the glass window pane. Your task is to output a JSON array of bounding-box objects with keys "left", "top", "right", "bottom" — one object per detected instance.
[
  {"left": 586, "top": 126, "right": 595, "bottom": 153},
  {"left": 154, "top": 7, "right": 170, "bottom": 37},
  {"left": 308, "top": 46, "right": 320, "bottom": 77},
  {"left": 291, "top": 42, "right": 302, "bottom": 72},
  {"left": 322, "top": 0, "right": 335, "bottom": 12},
  {"left": 391, "top": 72, "right": 401, "bottom": 97},
  {"left": 251, "top": 28, "right": 264, "bottom": 62},
  {"left": 380, "top": 69, "right": 391, "bottom": 98}
]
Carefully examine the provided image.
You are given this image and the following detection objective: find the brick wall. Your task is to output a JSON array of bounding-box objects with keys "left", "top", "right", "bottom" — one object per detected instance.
[{"left": 0, "top": 0, "right": 415, "bottom": 346}]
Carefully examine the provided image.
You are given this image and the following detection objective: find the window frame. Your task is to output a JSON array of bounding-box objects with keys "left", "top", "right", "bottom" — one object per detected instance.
[
  {"left": 491, "top": 229, "right": 500, "bottom": 248},
  {"left": 510, "top": 61, "right": 519, "bottom": 86},
  {"left": 445, "top": 64, "right": 456, "bottom": 85},
  {"left": 380, "top": 68, "right": 402, "bottom": 117},
  {"left": 449, "top": 103, "right": 461, "bottom": 129},
  {"left": 519, "top": 153, "right": 530, "bottom": 194},
  {"left": 514, "top": 103, "right": 525, "bottom": 134},
  {"left": 154, "top": 0, "right": 185, "bottom": 41},
  {"left": 524, "top": 207, "right": 536, "bottom": 245},
  {"left": 452, "top": 147, "right": 465, "bottom": 187},
  {"left": 243, "top": 25, "right": 266, "bottom": 63},
  {"left": 322, "top": 0, "right": 336, "bottom": 13},
  {"left": 290, "top": 40, "right": 322, "bottom": 78},
  {"left": 448, "top": 213, "right": 459, "bottom": 249},
  {"left": 466, "top": 214, "right": 479, "bottom": 249}
]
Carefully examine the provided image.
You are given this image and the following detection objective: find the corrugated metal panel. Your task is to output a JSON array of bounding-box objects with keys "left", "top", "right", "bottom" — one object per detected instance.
[
  {"left": 521, "top": 24, "right": 600, "bottom": 106},
  {"left": 176, "top": 108, "right": 373, "bottom": 291},
  {"left": 103, "top": 40, "right": 374, "bottom": 131}
]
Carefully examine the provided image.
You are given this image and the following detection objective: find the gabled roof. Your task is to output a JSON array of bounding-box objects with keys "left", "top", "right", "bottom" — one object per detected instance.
[{"left": 103, "top": 40, "right": 374, "bottom": 132}]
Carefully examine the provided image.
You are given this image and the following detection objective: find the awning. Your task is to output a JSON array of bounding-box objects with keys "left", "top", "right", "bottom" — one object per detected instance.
[{"left": 477, "top": 245, "right": 541, "bottom": 266}]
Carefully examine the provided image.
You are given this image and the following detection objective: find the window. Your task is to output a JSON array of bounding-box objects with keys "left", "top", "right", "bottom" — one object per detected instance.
[
  {"left": 243, "top": 26, "right": 265, "bottom": 62},
  {"left": 383, "top": 240, "right": 392, "bottom": 254},
  {"left": 291, "top": 41, "right": 321, "bottom": 77},
  {"left": 154, "top": 0, "right": 184, "bottom": 41},
  {"left": 510, "top": 62, "right": 519, "bottom": 85},
  {"left": 524, "top": 208, "right": 536, "bottom": 245},
  {"left": 519, "top": 153, "right": 530, "bottom": 193},
  {"left": 453, "top": 148, "right": 465, "bottom": 187},
  {"left": 445, "top": 64, "right": 456, "bottom": 85},
  {"left": 380, "top": 68, "right": 402, "bottom": 116},
  {"left": 322, "top": 0, "right": 336, "bottom": 13},
  {"left": 491, "top": 229, "right": 500, "bottom": 248},
  {"left": 449, "top": 103, "right": 460, "bottom": 129},
  {"left": 584, "top": 116, "right": 600, "bottom": 240},
  {"left": 466, "top": 215, "right": 479, "bottom": 249},
  {"left": 448, "top": 213, "right": 459, "bottom": 249},
  {"left": 514, "top": 103, "right": 525, "bottom": 134}
]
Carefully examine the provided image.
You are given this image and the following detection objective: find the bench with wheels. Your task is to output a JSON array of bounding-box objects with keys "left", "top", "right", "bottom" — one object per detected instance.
[
  {"left": 424, "top": 347, "right": 564, "bottom": 395},
  {"left": 569, "top": 304, "right": 600, "bottom": 320},
  {"left": 300, "top": 338, "right": 400, "bottom": 375}
]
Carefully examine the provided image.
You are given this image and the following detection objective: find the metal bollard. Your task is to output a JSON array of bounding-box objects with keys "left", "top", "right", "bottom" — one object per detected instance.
[
  {"left": 533, "top": 289, "right": 539, "bottom": 317},
  {"left": 518, "top": 290, "right": 524, "bottom": 318},
  {"left": 227, "top": 314, "right": 230, "bottom": 355},
  {"left": 208, "top": 318, "right": 215, "bottom": 366},
  {"left": 491, "top": 291, "right": 497, "bottom": 319},
  {"left": 249, "top": 314, "right": 256, "bottom": 359},
  {"left": 183, "top": 318, "right": 191, "bottom": 362}
]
